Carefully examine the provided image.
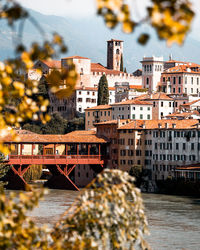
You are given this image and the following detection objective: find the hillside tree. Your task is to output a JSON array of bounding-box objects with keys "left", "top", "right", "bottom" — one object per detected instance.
[
  {"left": 97, "top": 74, "right": 109, "bottom": 105},
  {"left": 120, "top": 53, "right": 123, "bottom": 72}
]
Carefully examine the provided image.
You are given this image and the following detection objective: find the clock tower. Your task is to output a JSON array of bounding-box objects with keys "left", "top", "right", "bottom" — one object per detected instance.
[{"left": 107, "top": 39, "right": 123, "bottom": 71}]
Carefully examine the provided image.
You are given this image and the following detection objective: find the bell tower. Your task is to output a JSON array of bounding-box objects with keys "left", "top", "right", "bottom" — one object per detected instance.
[{"left": 107, "top": 39, "right": 123, "bottom": 71}]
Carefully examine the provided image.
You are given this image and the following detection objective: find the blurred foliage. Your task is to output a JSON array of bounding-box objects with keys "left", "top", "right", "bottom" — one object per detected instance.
[
  {"left": 0, "top": 188, "right": 49, "bottom": 250},
  {"left": 0, "top": 163, "right": 10, "bottom": 189},
  {"left": 23, "top": 165, "right": 43, "bottom": 182},
  {"left": 52, "top": 169, "right": 150, "bottom": 249},
  {"left": 0, "top": 170, "right": 150, "bottom": 249},
  {"left": 96, "top": 0, "right": 194, "bottom": 46},
  {"left": 0, "top": 0, "right": 77, "bottom": 155}
]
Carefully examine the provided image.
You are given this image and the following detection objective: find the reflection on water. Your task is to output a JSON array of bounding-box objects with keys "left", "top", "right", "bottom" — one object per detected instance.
[
  {"left": 143, "top": 193, "right": 200, "bottom": 250},
  {"left": 7, "top": 189, "right": 200, "bottom": 250}
]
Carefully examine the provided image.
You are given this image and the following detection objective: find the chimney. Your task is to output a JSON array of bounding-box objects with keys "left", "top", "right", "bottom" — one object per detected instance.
[
  {"left": 172, "top": 123, "right": 176, "bottom": 128},
  {"left": 158, "top": 123, "right": 162, "bottom": 129},
  {"left": 165, "top": 123, "right": 168, "bottom": 129},
  {"left": 142, "top": 121, "right": 146, "bottom": 129}
]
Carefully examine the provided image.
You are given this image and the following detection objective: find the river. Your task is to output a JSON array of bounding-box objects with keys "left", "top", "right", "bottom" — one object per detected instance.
[{"left": 20, "top": 190, "right": 200, "bottom": 250}]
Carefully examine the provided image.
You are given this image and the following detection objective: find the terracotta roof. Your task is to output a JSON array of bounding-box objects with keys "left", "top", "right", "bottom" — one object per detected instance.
[
  {"left": 95, "top": 120, "right": 118, "bottom": 125},
  {"left": 63, "top": 55, "right": 90, "bottom": 60},
  {"left": 85, "top": 105, "right": 112, "bottom": 110},
  {"left": 76, "top": 87, "right": 97, "bottom": 91},
  {"left": 109, "top": 87, "right": 115, "bottom": 90},
  {"left": 164, "top": 63, "right": 200, "bottom": 74},
  {"left": 129, "top": 85, "right": 143, "bottom": 89},
  {"left": 95, "top": 119, "right": 131, "bottom": 126},
  {"left": 118, "top": 119, "right": 199, "bottom": 130},
  {"left": 112, "top": 99, "right": 152, "bottom": 106},
  {"left": 135, "top": 92, "right": 172, "bottom": 101},
  {"left": 41, "top": 60, "right": 61, "bottom": 69},
  {"left": 91, "top": 63, "right": 128, "bottom": 75},
  {"left": 181, "top": 99, "right": 200, "bottom": 106},
  {"left": 165, "top": 112, "right": 194, "bottom": 118},
  {"left": 2, "top": 130, "right": 108, "bottom": 144}
]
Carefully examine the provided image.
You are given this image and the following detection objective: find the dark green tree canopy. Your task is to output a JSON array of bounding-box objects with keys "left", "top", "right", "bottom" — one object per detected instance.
[
  {"left": 120, "top": 54, "right": 123, "bottom": 72},
  {"left": 97, "top": 74, "right": 109, "bottom": 105}
]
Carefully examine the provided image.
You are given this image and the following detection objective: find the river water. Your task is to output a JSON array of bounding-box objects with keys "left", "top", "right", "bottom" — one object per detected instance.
[{"left": 22, "top": 190, "right": 200, "bottom": 250}]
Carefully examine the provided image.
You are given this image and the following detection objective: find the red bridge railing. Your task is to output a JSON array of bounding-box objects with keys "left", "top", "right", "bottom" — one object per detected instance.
[{"left": 8, "top": 154, "right": 104, "bottom": 165}]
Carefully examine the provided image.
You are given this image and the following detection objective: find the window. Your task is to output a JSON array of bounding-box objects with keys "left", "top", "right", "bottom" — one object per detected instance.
[
  {"left": 147, "top": 107, "right": 150, "bottom": 111},
  {"left": 140, "top": 107, "right": 143, "bottom": 110},
  {"left": 78, "top": 98, "right": 82, "bottom": 102},
  {"left": 191, "top": 88, "right": 193, "bottom": 93},
  {"left": 183, "top": 143, "right": 186, "bottom": 150},
  {"left": 132, "top": 114, "right": 135, "bottom": 119},
  {"left": 88, "top": 112, "right": 90, "bottom": 117},
  {"left": 116, "top": 49, "right": 120, "bottom": 54},
  {"left": 161, "top": 102, "right": 163, "bottom": 107},
  {"left": 163, "top": 77, "right": 165, "bottom": 82},
  {"left": 147, "top": 114, "right": 150, "bottom": 120},
  {"left": 173, "top": 77, "right": 176, "bottom": 84},
  {"left": 146, "top": 78, "right": 149, "bottom": 86},
  {"left": 79, "top": 107, "right": 82, "bottom": 112},
  {"left": 132, "top": 107, "right": 135, "bottom": 110},
  {"left": 169, "top": 102, "right": 171, "bottom": 107},
  {"left": 176, "top": 143, "right": 179, "bottom": 150},
  {"left": 197, "top": 78, "right": 199, "bottom": 85},
  {"left": 185, "top": 77, "right": 187, "bottom": 84},
  {"left": 79, "top": 91, "right": 81, "bottom": 95},
  {"left": 191, "top": 77, "right": 193, "bottom": 84},
  {"left": 173, "top": 88, "right": 175, "bottom": 93},
  {"left": 92, "top": 91, "right": 95, "bottom": 96},
  {"left": 178, "top": 87, "right": 181, "bottom": 93},
  {"left": 191, "top": 143, "right": 194, "bottom": 150},
  {"left": 178, "top": 76, "right": 181, "bottom": 84},
  {"left": 153, "top": 101, "right": 156, "bottom": 107},
  {"left": 87, "top": 91, "right": 90, "bottom": 95},
  {"left": 140, "top": 114, "right": 143, "bottom": 119}
]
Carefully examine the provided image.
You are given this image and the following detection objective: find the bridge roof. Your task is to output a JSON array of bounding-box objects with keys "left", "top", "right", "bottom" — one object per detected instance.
[{"left": 2, "top": 130, "right": 108, "bottom": 144}]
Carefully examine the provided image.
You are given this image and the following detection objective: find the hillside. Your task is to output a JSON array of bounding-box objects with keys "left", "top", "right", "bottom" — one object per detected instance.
[{"left": 0, "top": 9, "right": 200, "bottom": 72}]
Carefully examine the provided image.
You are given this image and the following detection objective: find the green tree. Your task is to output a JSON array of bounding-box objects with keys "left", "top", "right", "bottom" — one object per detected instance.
[
  {"left": 97, "top": 74, "right": 109, "bottom": 105},
  {"left": 120, "top": 54, "right": 123, "bottom": 72}
]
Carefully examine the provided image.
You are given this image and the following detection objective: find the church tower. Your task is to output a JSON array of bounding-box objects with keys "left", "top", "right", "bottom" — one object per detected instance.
[{"left": 107, "top": 39, "right": 123, "bottom": 71}]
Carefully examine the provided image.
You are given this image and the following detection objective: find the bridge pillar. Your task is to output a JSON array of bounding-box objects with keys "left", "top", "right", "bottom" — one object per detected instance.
[
  {"left": 45, "top": 164, "right": 79, "bottom": 190},
  {"left": 5, "top": 165, "right": 31, "bottom": 190}
]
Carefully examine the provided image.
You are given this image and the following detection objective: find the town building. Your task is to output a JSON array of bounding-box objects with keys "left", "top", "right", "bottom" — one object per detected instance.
[
  {"left": 85, "top": 105, "right": 112, "bottom": 130},
  {"left": 85, "top": 100, "right": 153, "bottom": 130},
  {"left": 136, "top": 93, "right": 174, "bottom": 119},
  {"left": 114, "top": 82, "right": 147, "bottom": 103},
  {"left": 141, "top": 56, "right": 164, "bottom": 92},
  {"left": 159, "top": 63, "right": 200, "bottom": 95},
  {"left": 111, "top": 99, "right": 152, "bottom": 120}
]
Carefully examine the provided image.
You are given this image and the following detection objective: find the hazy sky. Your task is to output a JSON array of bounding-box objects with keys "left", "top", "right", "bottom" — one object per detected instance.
[{"left": 17, "top": 0, "right": 97, "bottom": 17}]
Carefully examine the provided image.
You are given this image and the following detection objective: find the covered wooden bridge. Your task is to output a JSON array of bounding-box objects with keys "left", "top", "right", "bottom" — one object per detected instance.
[{"left": 3, "top": 130, "right": 108, "bottom": 190}]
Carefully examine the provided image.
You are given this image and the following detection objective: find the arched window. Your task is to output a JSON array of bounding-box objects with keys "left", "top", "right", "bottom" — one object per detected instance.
[
  {"left": 146, "top": 78, "right": 149, "bottom": 85},
  {"left": 147, "top": 65, "right": 149, "bottom": 71},
  {"left": 150, "top": 65, "right": 152, "bottom": 72},
  {"left": 144, "top": 65, "right": 146, "bottom": 72},
  {"left": 116, "top": 49, "right": 120, "bottom": 54}
]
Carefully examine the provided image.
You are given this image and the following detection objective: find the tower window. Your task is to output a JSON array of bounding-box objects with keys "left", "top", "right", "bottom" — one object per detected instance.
[{"left": 116, "top": 49, "right": 120, "bottom": 54}]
